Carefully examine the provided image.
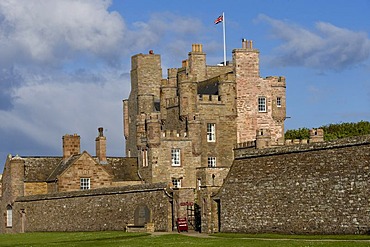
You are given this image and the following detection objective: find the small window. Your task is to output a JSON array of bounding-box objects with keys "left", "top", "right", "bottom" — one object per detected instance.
[
  {"left": 208, "top": 157, "right": 216, "bottom": 168},
  {"left": 207, "top": 123, "right": 216, "bottom": 142},
  {"left": 6, "top": 205, "right": 12, "bottom": 228},
  {"left": 276, "top": 97, "right": 282, "bottom": 107},
  {"left": 141, "top": 149, "right": 148, "bottom": 167},
  {"left": 80, "top": 178, "right": 90, "bottom": 190},
  {"left": 172, "top": 178, "right": 181, "bottom": 188},
  {"left": 197, "top": 178, "right": 202, "bottom": 190},
  {"left": 258, "top": 97, "right": 266, "bottom": 112},
  {"left": 171, "top": 148, "right": 181, "bottom": 166}
]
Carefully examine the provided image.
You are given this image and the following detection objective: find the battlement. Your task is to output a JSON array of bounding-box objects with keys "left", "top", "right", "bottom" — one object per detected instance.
[
  {"left": 197, "top": 94, "right": 222, "bottom": 103},
  {"left": 146, "top": 112, "right": 161, "bottom": 121},
  {"left": 284, "top": 139, "right": 309, "bottom": 145},
  {"left": 234, "top": 141, "right": 256, "bottom": 149},
  {"left": 161, "top": 130, "right": 188, "bottom": 139},
  {"left": 265, "top": 76, "right": 286, "bottom": 87},
  {"left": 166, "top": 97, "right": 179, "bottom": 108}
]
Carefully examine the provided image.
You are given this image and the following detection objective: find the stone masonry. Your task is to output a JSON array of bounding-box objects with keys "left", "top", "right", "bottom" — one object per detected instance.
[
  {"left": 123, "top": 40, "right": 286, "bottom": 232},
  {"left": 218, "top": 135, "right": 370, "bottom": 234}
]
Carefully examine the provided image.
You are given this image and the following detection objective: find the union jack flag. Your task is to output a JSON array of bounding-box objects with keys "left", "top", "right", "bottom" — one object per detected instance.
[{"left": 214, "top": 15, "right": 223, "bottom": 24}]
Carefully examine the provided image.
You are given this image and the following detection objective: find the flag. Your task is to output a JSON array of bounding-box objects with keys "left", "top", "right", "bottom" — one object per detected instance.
[{"left": 214, "top": 15, "right": 223, "bottom": 24}]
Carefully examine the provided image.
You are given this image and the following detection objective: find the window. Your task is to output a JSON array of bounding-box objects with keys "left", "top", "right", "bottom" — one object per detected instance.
[
  {"left": 141, "top": 149, "right": 148, "bottom": 167},
  {"left": 197, "top": 178, "right": 202, "bottom": 190},
  {"left": 258, "top": 97, "right": 266, "bottom": 112},
  {"left": 276, "top": 97, "right": 282, "bottom": 107},
  {"left": 80, "top": 178, "right": 90, "bottom": 190},
  {"left": 172, "top": 178, "right": 181, "bottom": 188},
  {"left": 207, "top": 123, "right": 216, "bottom": 142},
  {"left": 208, "top": 157, "right": 216, "bottom": 168},
  {"left": 171, "top": 148, "right": 181, "bottom": 166},
  {"left": 6, "top": 205, "right": 12, "bottom": 227}
]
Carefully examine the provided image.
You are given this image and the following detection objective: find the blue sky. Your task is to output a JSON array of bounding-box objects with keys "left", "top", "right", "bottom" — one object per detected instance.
[{"left": 0, "top": 0, "right": 369, "bottom": 169}]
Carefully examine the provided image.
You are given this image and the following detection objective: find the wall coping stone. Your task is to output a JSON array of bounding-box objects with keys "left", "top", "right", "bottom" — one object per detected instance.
[
  {"left": 16, "top": 182, "right": 169, "bottom": 202},
  {"left": 235, "top": 135, "right": 370, "bottom": 159}
]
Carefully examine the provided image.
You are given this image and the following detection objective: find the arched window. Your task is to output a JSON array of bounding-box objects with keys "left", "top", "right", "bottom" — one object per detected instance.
[{"left": 6, "top": 205, "right": 12, "bottom": 227}]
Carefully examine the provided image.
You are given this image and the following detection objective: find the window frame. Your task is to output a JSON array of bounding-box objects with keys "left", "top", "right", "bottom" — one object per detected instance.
[
  {"left": 258, "top": 97, "right": 267, "bottom": 112},
  {"left": 80, "top": 177, "right": 91, "bottom": 190},
  {"left": 276, "top": 97, "right": 282, "bottom": 107},
  {"left": 141, "top": 149, "right": 148, "bottom": 167},
  {"left": 171, "top": 148, "right": 181, "bottom": 166},
  {"left": 6, "top": 205, "right": 12, "bottom": 228},
  {"left": 208, "top": 157, "right": 217, "bottom": 168},
  {"left": 207, "top": 123, "right": 216, "bottom": 142},
  {"left": 172, "top": 178, "right": 182, "bottom": 188}
]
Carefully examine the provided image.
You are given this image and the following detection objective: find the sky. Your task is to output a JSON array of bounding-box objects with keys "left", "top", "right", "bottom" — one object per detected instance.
[{"left": 0, "top": 0, "right": 369, "bottom": 170}]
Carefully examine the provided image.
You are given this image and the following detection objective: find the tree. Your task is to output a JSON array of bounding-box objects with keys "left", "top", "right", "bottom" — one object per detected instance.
[{"left": 285, "top": 121, "right": 370, "bottom": 141}]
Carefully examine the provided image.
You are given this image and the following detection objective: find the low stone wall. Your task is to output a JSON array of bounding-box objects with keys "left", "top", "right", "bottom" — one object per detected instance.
[
  {"left": 219, "top": 135, "right": 370, "bottom": 234},
  {"left": 12, "top": 183, "right": 172, "bottom": 233}
]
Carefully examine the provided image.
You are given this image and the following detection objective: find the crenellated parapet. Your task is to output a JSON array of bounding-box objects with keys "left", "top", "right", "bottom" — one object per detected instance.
[
  {"left": 197, "top": 94, "right": 222, "bottom": 104},
  {"left": 265, "top": 76, "right": 286, "bottom": 87},
  {"left": 161, "top": 130, "right": 188, "bottom": 140},
  {"left": 166, "top": 97, "right": 179, "bottom": 108}
]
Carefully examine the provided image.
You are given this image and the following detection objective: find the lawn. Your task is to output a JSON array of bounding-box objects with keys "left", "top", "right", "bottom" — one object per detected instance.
[{"left": 1, "top": 231, "right": 370, "bottom": 247}]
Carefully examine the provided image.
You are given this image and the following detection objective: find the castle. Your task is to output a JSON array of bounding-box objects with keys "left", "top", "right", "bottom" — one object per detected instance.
[{"left": 1, "top": 39, "right": 370, "bottom": 234}]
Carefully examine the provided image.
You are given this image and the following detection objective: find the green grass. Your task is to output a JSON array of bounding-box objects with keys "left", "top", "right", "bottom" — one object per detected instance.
[{"left": 1, "top": 232, "right": 370, "bottom": 247}]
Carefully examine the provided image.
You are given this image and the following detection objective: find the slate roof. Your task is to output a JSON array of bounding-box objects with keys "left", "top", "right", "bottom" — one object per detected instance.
[
  {"left": 20, "top": 154, "right": 139, "bottom": 183},
  {"left": 103, "top": 157, "right": 140, "bottom": 181},
  {"left": 46, "top": 154, "right": 82, "bottom": 182},
  {"left": 23, "top": 157, "right": 62, "bottom": 182},
  {"left": 197, "top": 77, "right": 219, "bottom": 95}
]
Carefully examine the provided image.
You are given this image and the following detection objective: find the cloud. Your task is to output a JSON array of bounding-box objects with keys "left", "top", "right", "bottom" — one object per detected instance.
[
  {"left": 0, "top": 0, "right": 127, "bottom": 66},
  {"left": 257, "top": 14, "right": 370, "bottom": 71},
  {"left": 0, "top": 69, "right": 130, "bottom": 158},
  {"left": 0, "top": 0, "right": 209, "bottom": 170}
]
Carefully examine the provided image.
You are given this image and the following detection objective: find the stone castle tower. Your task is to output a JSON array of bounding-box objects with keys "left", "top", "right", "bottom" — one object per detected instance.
[{"left": 123, "top": 39, "right": 286, "bottom": 228}]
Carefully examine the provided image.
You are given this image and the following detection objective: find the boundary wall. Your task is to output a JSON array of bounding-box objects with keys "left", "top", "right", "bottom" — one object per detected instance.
[
  {"left": 9, "top": 183, "right": 172, "bottom": 233},
  {"left": 218, "top": 135, "right": 370, "bottom": 234}
]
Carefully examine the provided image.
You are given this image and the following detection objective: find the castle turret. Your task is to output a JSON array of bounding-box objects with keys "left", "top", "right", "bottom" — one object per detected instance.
[
  {"left": 62, "top": 134, "right": 80, "bottom": 160},
  {"left": 125, "top": 51, "right": 163, "bottom": 157},
  {"left": 95, "top": 127, "right": 107, "bottom": 164},
  {"left": 9, "top": 155, "right": 25, "bottom": 201},
  {"left": 256, "top": 129, "right": 271, "bottom": 149},
  {"left": 310, "top": 129, "right": 324, "bottom": 143}
]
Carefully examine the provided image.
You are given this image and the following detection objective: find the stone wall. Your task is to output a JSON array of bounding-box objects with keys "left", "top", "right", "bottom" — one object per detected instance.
[
  {"left": 11, "top": 183, "right": 172, "bottom": 233},
  {"left": 218, "top": 135, "right": 370, "bottom": 234}
]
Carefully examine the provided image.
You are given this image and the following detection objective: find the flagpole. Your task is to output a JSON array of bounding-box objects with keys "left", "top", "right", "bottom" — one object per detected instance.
[{"left": 222, "top": 12, "right": 227, "bottom": 66}]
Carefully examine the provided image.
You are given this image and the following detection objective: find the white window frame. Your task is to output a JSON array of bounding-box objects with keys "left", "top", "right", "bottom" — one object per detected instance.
[
  {"left": 141, "top": 149, "right": 148, "bottom": 167},
  {"left": 80, "top": 178, "right": 90, "bottom": 190},
  {"left": 172, "top": 178, "right": 181, "bottom": 188},
  {"left": 208, "top": 157, "right": 216, "bottom": 168},
  {"left": 258, "top": 97, "right": 267, "bottom": 112},
  {"left": 276, "top": 97, "right": 282, "bottom": 107},
  {"left": 207, "top": 123, "right": 216, "bottom": 142},
  {"left": 171, "top": 148, "right": 181, "bottom": 166},
  {"left": 6, "top": 205, "right": 12, "bottom": 227}
]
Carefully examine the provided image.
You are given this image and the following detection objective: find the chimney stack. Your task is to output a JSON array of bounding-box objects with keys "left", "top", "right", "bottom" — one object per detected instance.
[
  {"left": 96, "top": 127, "right": 107, "bottom": 164},
  {"left": 63, "top": 134, "right": 80, "bottom": 160}
]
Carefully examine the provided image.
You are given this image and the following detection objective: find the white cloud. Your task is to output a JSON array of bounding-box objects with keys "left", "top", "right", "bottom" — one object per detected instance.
[
  {"left": 0, "top": 0, "right": 126, "bottom": 66},
  {"left": 0, "top": 0, "right": 208, "bottom": 169},
  {"left": 0, "top": 69, "right": 130, "bottom": 156},
  {"left": 257, "top": 14, "right": 370, "bottom": 71}
]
